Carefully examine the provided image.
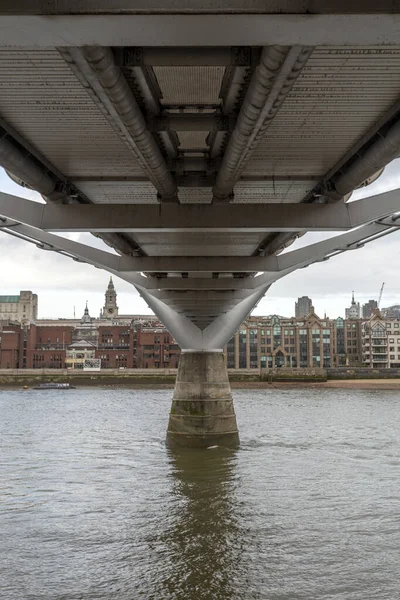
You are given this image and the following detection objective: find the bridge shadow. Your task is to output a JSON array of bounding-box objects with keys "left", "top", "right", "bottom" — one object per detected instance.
[{"left": 154, "top": 445, "right": 241, "bottom": 600}]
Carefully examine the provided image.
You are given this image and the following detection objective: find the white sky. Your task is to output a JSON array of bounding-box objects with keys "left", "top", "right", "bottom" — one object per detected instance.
[{"left": 1, "top": 163, "right": 400, "bottom": 320}]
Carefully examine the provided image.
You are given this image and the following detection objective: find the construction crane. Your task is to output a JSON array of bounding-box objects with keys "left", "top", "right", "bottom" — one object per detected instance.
[{"left": 378, "top": 282, "right": 385, "bottom": 309}]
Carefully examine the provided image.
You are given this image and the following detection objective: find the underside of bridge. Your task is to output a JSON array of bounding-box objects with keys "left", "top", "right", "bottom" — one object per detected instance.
[{"left": 1, "top": 3, "right": 400, "bottom": 445}]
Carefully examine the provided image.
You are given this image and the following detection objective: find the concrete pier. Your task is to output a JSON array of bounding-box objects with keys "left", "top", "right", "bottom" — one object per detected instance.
[{"left": 166, "top": 351, "right": 239, "bottom": 448}]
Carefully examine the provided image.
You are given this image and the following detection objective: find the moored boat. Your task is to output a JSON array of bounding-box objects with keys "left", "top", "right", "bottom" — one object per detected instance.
[{"left": 33, "top": 383, "right": 76, "bottom": 390}]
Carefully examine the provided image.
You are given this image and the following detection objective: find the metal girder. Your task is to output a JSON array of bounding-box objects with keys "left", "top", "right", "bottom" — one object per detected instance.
[
  {"left": 70, "top": 173, "right": 216, "bottom": 187},
  {"left": 2, "top": 190, "right": 400, "bottom": 234},
  {"left": 213, "top": 45, "right": 313, "bottom": 202},
  {"left": 144, "top": 277, "right": 256, "bottom": 291},
  {"left": 147, "top": 113, "right": 235, "bottom": 133},
  {"left": 169, "top": 305, "right": 239, "bottom": 315},
  {"left": 252, "top": 222, "right": 400, "bottom": 289},
  {"left": 3, "top": 15, "right": 400, "bottom": 46},
  {"left": 2, "top": 209, "right": 399, "bottom": 347},
  {"left": 0, "top": 221, "right": 153, "bottom": 289},
  {"left": 114, "top": 47, "right": 261, "bottom": 67},
  {"left": 123, "top": 63, "right": 162, "bottom": 117},
  {"left": 122, "top": 62, "right": 179, "bottom": 159},
  {"left": 1, "top": 198, "right": 398, "bottom": 279},
  {"left": 2, "top": 2, "right": 400, "bottom": 15},
  {"left": 0, "top": 123, "right": 144, "bottom": 257},
  {"left": 153, "top": 290, "right": 250, "bottom": 301},
  {"left": 167, "top": 157, "right": 221, "bottom": 173},
  {"left": 70, "top": 174, "right": 318, "bottom": 183},
  {"left": 60, "top": 47, "right": 178, "bottom": 202}
]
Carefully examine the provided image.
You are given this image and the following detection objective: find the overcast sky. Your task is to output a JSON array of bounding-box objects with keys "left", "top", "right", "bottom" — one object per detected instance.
[{"left": 1, "top": 163, "right": 400, "bottom": 320}]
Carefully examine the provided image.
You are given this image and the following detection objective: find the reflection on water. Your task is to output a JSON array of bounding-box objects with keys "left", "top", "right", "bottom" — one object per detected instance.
[
  {"left": 2, "top": 387, "right": 400, "bottom": 599},
  {"left": 156, "top": 447, "right": 239, "bottom": 600}
]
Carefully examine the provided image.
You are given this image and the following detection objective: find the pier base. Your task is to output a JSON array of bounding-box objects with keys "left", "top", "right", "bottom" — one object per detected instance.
[{"left": 166, "top": 351, "right": 239, "bottom": 448}]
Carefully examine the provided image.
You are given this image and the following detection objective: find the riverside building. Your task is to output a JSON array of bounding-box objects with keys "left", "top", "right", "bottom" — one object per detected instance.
[
  {"left": 0, "top": 280, "right": 179, "bottom": 369},
  {"left": 0, "top": 281, "right": 397, "bottom": 369},
  {"left": 225, "top": 309, "right": 359, "bottom": 369},
  {"left": 295, "top": 296, "right": 313, "bottom": 318},
  {"left": 362, "top": 310, "right": 400, "bottom": 368},
  {"left": 0, "top": 291, "right": 38, "bottom": 323},
  {"left": 362, "top": 299, "right": 378, "bottom": 318}
]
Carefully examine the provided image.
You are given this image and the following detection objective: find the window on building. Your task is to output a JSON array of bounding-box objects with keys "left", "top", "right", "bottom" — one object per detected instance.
[
  {"left": 299, "top": 331, "right": 308, "bottom": 367},
  {"left": 239, "top": 330, "right": 247, "bottom": 368}
]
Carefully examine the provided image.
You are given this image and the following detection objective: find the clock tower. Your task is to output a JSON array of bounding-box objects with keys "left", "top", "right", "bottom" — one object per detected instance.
[{"left": 101, "top": 277, "right": 119, "bottom": 319}]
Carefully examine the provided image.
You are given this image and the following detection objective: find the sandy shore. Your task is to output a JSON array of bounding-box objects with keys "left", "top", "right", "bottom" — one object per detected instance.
[{"left": 230, "top": 379, "right": 400, "bottom": 391}]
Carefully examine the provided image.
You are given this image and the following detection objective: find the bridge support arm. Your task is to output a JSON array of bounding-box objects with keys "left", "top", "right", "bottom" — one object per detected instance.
[{"left": 1, "top": 190, "right": 400, "bottom": 234}]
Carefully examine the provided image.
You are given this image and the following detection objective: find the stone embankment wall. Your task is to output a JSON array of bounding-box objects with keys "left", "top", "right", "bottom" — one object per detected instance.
[
  {"left": 0, "top": 368, "right": 178, "bottom": 387},
  {"left": 328, "top": 367, "right": 400, "bottom": 379},
  {"left": 0, "top": 367, "right": 327, "bottom": 386},
  {"left": 1, "top": 367, "right": 400, "bottom": 387},
  {"left": 260, "top": 368, "right": 327, "bottom": 382}
]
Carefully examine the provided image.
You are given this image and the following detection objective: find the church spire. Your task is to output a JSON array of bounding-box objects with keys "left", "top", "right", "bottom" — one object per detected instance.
[
  {"left": 352, "top": 290, "right": 355, "bottom": 305},
  {"left": 81, "top": 301, "right": 92, "bottom": 323},
  {"left": 101, "top": 277, "right": 118, "bottom": 319}
]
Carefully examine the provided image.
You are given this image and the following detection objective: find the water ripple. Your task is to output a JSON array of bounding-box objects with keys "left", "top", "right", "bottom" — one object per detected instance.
[{"left": 1, "top": 387, "right": 400, "bottom": 599}]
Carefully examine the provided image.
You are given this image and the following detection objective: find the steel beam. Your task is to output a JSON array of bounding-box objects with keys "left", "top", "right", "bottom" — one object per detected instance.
[
  {"left": 153, "top": 290, "right": 250, "bottom": 300},
  {"left": 60, "top": 47, "right": 178, "bottom": 202},
  {"left": 167, "top": 157, "right": 221, "bottom": 173},
  {"left": 213, "top": 45, "right": 313, "bottom": 202},
  {"left": 147, "top": 114, "right": 235, "bottom": 133},
  {"left": 2, "top": 210, "right": 399, "bottom": 341},
  {"left": 70, "top": 174, "right": 319, "bottom": 183},
  {"left": 2, "top": 1, "right": 399, "bottom": 15},
  {"left": 3, "top": 15, "right": 400, "bottom": 46},
  {"left": 2, "top": 191, "right": 399, "bottom": 233},
  {"left": 114, "top": 47, "right": 261, "bottom": 67},
  {"left": 144, "top": 277, "right": 256, "bottom": 291}
]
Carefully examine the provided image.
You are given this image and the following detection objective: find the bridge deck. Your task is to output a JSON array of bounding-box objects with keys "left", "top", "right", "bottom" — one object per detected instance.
[{"left": 1, "top": 7, "right": 400, "bottom": 332}]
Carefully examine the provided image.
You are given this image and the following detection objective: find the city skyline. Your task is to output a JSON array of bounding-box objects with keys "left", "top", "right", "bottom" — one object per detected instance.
[
  {"left": 1, "top": 160, "right": 400, "bottom": 320},
  {"left": 2, "top": 283, "right": 399, "bottom": 324}
]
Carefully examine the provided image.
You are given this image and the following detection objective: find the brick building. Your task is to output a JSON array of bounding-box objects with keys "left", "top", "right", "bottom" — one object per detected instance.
[
  {"left": 0, "top": 279, "right": 393, "bottom": 370},
  {"left": 0, "top": 314, "right": 179, "bottom": 370},
  {"left": 135, "top": 321, "right": 180, "bottom": 368}
]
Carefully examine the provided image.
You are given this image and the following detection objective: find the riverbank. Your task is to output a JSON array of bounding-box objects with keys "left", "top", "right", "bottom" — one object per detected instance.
[
  {"left": 231, "top": 380, "right": 400, "bottom": 390},
  {"left": 1, "top": 379, "right": 400, "bottom": 391},
  {"left": 1, "top": 367, "right": 400, "bottom": 390}
]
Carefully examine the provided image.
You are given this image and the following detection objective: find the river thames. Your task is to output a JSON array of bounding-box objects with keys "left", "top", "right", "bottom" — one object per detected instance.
[{"left": 1, "top": 387, "right": 400, "bottom": 599}]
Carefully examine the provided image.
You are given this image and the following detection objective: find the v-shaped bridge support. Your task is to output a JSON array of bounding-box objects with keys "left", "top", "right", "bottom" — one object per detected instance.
[{"left": 1, "top": 190, "right": 400, "bottom": 447}]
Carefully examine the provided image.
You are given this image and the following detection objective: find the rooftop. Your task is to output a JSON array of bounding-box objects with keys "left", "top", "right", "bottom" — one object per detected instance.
[{"left": 0, "top": 296, "right": 20, "bottom": 303}]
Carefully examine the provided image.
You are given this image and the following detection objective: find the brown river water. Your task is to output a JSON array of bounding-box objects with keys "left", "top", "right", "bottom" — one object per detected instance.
[{"left": 1, "top": 387, "right": 400, "bottom": 599}]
